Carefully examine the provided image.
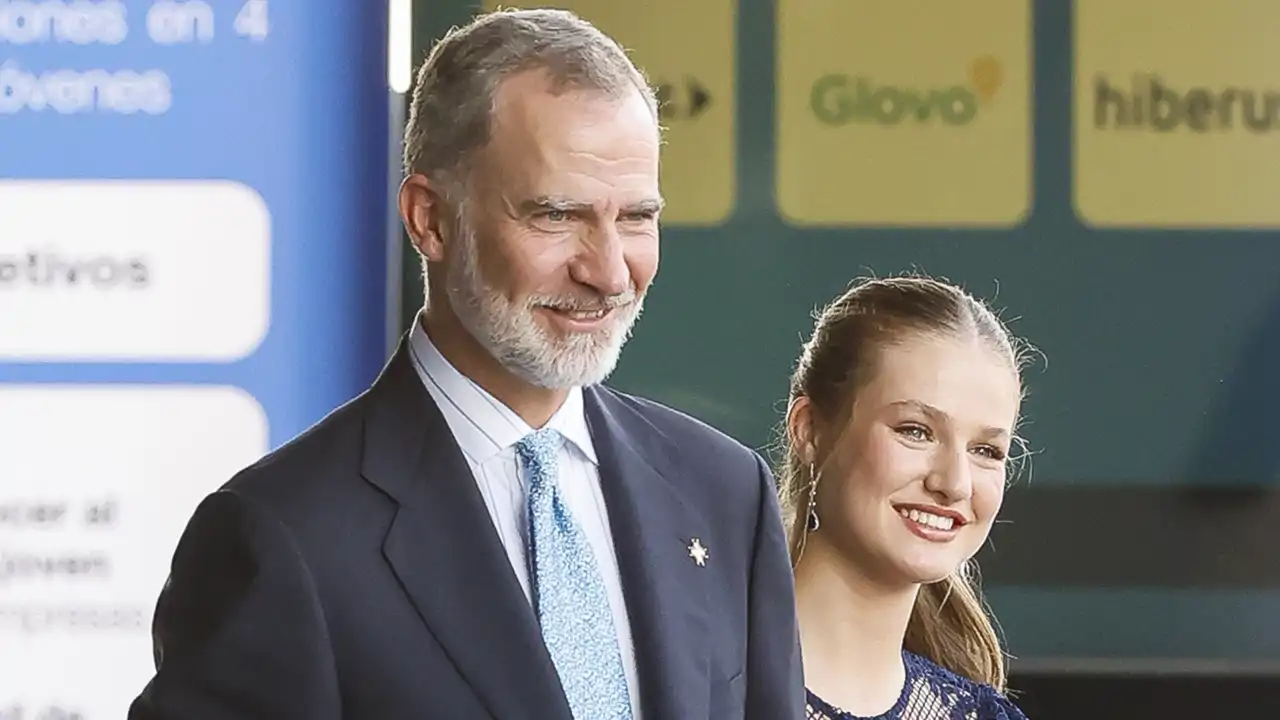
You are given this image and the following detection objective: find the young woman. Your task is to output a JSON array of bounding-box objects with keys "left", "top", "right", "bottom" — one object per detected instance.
[{"left": 778, "top": 276, "right": 1032, "bottom": 720}]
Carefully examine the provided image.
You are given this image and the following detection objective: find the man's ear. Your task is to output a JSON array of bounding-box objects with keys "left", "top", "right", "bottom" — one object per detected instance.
[
  {"left": 786, "top": 395, "right": 818, "bottom": 466},
  {"left": 398, "top": 174, "right": 450, "bottom": 263}
]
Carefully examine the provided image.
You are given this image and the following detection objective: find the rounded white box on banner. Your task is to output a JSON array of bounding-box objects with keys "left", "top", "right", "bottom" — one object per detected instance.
[
  {"left": 0, "top": 384, "right": 270, "bottom": 718},
  {"left": 0, "top": 180, "right": 271, "bottom": 362}
]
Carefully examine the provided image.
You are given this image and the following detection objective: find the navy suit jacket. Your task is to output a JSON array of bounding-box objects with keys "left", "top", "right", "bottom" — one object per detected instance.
[{"left": 129, "top": 339, "right": 804, "bottom": 719}]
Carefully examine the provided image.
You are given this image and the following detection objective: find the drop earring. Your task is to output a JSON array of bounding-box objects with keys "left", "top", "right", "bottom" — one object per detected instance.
[{"left": 805, "top": 462, "right": 821, "bottom": 532}]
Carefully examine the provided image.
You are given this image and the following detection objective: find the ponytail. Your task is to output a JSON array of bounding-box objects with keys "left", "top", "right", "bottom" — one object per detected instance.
[{"left": 904, "top": 562, "right": 1007, "bottom": 690}]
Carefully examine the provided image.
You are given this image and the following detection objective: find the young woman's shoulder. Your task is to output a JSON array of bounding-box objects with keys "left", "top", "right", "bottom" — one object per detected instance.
[{"left": 904, "top": 652, "right": 1030, "bottom": 719}]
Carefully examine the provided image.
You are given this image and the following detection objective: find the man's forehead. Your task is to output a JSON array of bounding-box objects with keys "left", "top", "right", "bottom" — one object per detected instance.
[
  {"left": 490, "top": 71, "right": 656, "bottom": 137},
  {"left": 493, "top": 71, "right": 604, "bottom": 125}
]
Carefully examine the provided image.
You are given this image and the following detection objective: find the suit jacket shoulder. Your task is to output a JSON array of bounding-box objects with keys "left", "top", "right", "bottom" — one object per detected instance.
[{"left": 215, "top": 387, "right": 393, "bottom": 557}]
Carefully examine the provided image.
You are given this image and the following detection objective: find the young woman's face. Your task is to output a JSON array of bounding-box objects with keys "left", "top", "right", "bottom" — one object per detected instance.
[{"left": 815, "top": 334, "right": 1021, "bottom": 587}]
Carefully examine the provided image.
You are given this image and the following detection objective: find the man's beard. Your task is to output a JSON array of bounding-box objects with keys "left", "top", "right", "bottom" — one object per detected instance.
[{"left": 444, "top": 222, "right": 645, "bottom": 390}]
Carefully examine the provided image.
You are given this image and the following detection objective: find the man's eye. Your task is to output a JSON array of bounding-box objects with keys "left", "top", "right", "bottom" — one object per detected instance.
[
  {"left": 896, "top": 424, "right": 931, "bottom": 442},
  {"left": 541, "top": 210, "right": 568, "bottom": 222}
]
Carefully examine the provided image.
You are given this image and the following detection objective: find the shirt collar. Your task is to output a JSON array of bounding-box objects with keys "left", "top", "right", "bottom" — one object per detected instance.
[{"left": 409, "top": 316, "right": 598, "bottom": 466}]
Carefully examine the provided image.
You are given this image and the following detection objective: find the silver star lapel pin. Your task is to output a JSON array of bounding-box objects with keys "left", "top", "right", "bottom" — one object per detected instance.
[{"left": 687, "top": 537, "right": 709, "bottom": 567}]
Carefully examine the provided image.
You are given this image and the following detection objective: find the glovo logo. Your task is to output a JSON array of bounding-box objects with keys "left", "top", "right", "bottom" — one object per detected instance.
[{"left": 810, "top": 55, "right": 1004, "bottom": 127}]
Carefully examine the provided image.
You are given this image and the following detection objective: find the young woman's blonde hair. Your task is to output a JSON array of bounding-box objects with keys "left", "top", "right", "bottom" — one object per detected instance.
[{"left": 777, "top": 275, "right": 1032, "bottom": 691}]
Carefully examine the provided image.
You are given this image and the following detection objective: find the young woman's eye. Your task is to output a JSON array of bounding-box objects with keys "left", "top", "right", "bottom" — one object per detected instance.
[{"left": 973, "top": 444, "right": 1008, "bottom": 461}]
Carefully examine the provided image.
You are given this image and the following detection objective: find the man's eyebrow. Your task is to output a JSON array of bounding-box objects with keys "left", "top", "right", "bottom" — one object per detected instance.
[
  {"left": 517, "top": 196, "right": 667, "bottom": 215},
  {"left": 518, "top": 196, "right": 593, "bottom": 214},
  {"left": 624, "top": 197, "right": 665, "bottom": 214}
]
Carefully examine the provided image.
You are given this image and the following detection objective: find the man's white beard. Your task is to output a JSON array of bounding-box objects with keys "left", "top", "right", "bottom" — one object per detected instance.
[{"left": 444, "top": 223, "right": 644, "bottom": 390}]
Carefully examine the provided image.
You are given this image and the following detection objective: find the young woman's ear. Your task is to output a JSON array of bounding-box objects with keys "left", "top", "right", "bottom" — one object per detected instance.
[{"left": 786, "top": 395, "right": 818, "bottom": 466}]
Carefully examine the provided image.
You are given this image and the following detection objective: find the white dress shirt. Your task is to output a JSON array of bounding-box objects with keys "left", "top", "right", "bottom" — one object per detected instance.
[{"left": 406, "top": 318, "right": 642, "bottom": 718}]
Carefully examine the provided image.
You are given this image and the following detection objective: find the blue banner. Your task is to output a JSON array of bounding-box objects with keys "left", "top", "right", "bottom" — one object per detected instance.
[{"left": 0, "top": 1, "right": 390, "bottom": 715}]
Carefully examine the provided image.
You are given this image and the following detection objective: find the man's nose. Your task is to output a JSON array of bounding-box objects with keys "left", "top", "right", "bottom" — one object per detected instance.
[{"left": 570, "top": 223, "right": 630, "bottom": 297}]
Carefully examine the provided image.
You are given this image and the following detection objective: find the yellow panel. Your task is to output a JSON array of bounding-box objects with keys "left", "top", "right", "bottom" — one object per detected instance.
[
  {"left": 1075, "top": 0, "right": 1280, "bottom": 228},
  {"left": 480, "top": 1, "right": 737, "bottom": 225},
  {"left": 776, "top": 0, "right": 1032, "bottom": 227}
]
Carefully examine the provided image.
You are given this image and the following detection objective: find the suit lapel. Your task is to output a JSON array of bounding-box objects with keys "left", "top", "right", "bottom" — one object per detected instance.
[
  {"left": 361, "top": 342, "right": 572, "bottom": 720},
  {"left": 585, "top": 386, "right": 711, "bottom": 720}
]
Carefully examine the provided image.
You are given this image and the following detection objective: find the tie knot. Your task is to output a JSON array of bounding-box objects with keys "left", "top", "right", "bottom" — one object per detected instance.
[{"left": 516, "top": 427, "right": 561, "bottom": 470}]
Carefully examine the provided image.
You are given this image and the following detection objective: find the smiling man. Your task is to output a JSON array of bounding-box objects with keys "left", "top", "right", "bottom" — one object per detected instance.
[{"left": 128, "top": 8, "right": 803, "bottom": 720}]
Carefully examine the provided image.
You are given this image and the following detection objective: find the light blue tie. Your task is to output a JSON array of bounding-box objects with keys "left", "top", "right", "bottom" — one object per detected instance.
[{"left": 516, "top": 428, "right": 633, "bottom": 720}]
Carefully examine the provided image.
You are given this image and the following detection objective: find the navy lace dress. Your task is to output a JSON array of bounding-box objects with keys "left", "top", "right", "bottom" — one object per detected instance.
[{"left": 806, "top": 651, "right": 1029, "bottom": 720}]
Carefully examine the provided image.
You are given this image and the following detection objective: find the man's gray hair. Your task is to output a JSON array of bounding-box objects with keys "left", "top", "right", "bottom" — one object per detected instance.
[{"left": 402, "top": 8, "right": 659, "bottom": 189}]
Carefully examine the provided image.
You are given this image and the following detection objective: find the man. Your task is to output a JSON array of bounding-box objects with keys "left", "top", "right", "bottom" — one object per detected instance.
[{"left": 129, "top": 8, "right": 803, "bottom": 720}]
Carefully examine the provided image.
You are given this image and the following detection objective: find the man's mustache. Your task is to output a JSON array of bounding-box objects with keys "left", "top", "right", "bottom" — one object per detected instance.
[{"left": 528, "top": 288, "right": 640, "bottom": 313}]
